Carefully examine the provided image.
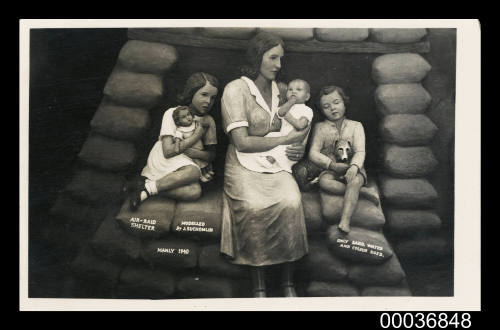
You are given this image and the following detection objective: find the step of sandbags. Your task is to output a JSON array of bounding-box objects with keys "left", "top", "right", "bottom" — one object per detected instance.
[
  {"left": 115, "top": 195, "right": 175, "bottom": 239},
  {"left": 78, "top": 133, "right": 136, "bottom": 171},
  {"left": 370, "top": 28, "right": 427, "bottom": 43},
  {"left": 258, "top": 28, "right": 314, "bottom": 41},
  {"left": 347, "top": 254, "right": 405, "bottom": 287},
  {"left": 90, "top": 102, "right": 150, "bottom": 141},
  {"left": 198, "top": 244, "right": 249, "bottom": 279},
  {"left": 372, "top": 53, "right": 431, "bottom": 84},
  {"left": 383, "top": 145, "right": 438, "bottom": 178},
  {"left": 90, "top": 215, "right": 142, "bottom": 263},
  {"left": 176, "top": 274, "right": 240, "bottom": 298},
  {"left": 305, "top": 281, "right": 359, "bottom": 297},
  {"left": 375, "top": 84, "right": 432, "bottom": 116},
  {"left": 379, "top": 176, "right": 438, "bottom": 208},
  {"left": 380, "top": 114, "right": 438, "bottom": 145},
  {"left": 49, "top": 194, "right": 108, "bottom": 226},
  {"left": 200, "top": 27, "right": 257, "bottom": 39},
  {"left": 115, "top": 264, "right": 176, "bottom": 299},
  {"left": 118, "top": 40, "right": 178, "bottom": 74},
  {"left": 103, "top": 68, "right": 163, "bottom": 108},
  {"left": 386, "top": 209, "right": 442, "bottom": 237},
  {"left": 314, "top": 28, "right": 369, "bottom": 42},
  {"left": 320, "top": 193, "right": 385, "bottom": 230},
  {"left": 394, "top": 236, "right": 449, "bottom": 262},
  {"left": 297, "top": 239, "right": 348, "bottom": 282},
  {"left": 326, "top": 225, "right": 393, "bottom": 264},
  {"left": 141, "top": 237, "right": 200, "bottom": 270},
  {"left": 171, "top": 189, "right": 222, "bottom": 242},
  {"left": 301, "top": 191, "right": 327, "bottom": 233},
  {"left": 64, "top": 167, "right": 126, "bottom": 205},
  {"left": 70, "top": 245, "right": 124, "bottom": 287}
]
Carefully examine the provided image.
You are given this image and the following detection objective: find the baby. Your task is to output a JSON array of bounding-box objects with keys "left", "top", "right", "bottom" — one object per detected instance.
[
  {"left": 172, "top": 106, "right": 215, "bottom": 182},
  {"left": 256, "top": 79, "right": 314, "bottom": 172}
]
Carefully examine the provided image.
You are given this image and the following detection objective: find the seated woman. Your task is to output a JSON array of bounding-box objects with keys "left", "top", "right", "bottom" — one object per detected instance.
[
  {"left": 129, "top": 72, "right": 219, "bottom": 210},
  {"left": 220, "top": 32, "right": 311, "bottom": 298}
]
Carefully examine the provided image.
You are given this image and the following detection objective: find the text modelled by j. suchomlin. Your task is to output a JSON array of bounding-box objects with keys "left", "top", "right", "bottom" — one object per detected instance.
[
  {"left": 175, "top": 220, "right": 214, "bottom": 233},
  {"left": 130, "top": 217, "right": 157, "bottom": 231},
  {"left": 336, "top": 238, "right": 385, "bottom": 257}
]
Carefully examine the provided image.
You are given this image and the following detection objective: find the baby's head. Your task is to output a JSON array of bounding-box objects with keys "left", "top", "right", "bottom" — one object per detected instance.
[
  {"left": 172, "top": 106, "right": 194, "bottom": 127},
  {"left": 287, "top": 79, "right": 310, "bottom": 104}
]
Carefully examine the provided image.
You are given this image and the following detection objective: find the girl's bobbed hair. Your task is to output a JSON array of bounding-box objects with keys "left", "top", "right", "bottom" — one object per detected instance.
[
  {"left": 316, "top": 85, "right": 350, "bottom": 109},
  {"left": 240, "top": 32, "right": 285, "bottom": 80},
  {"left": 177, "top": 72, "right": 219, "bottom": 106}
]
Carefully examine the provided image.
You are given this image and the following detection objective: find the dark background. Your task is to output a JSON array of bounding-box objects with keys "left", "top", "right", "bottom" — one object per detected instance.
[{"left": 28, "top": 28, "right": 455, "bottom": 297}]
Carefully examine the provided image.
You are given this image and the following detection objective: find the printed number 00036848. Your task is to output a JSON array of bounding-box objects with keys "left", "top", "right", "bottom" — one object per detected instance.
[{"left": 380, "top": 313, "right": 471, "bottom": 329}]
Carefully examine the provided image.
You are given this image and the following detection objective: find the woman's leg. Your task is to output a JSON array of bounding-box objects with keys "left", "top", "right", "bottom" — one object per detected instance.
[
  {"left": 251, "top": 266, "right": 267, "bottom": 298},
  {"left": 281, "top": 262, "right": 297, "bottom": 297},
  {"left": 338, "top": 174, "right": 364, "bottom": 234}
]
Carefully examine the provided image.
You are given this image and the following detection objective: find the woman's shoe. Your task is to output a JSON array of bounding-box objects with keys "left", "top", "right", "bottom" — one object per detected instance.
[
  {"left": 282, "top": 285, "right": 297, "bottom": 298},
  {"left": 254, "top": 290, "right": 267, "bottom": 298}
]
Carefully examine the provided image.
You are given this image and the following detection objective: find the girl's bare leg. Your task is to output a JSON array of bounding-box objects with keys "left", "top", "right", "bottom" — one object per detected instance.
[
  {"left": 156, "top": 165, "right": 201, "bottom": 192},
  {"left": 338, "top": 174, "right": 364, "bottom": 234},
  {"left": 320, "top": 171, "right": 379, "bottom": 205},
  {"left": 161, "top": 182, "right": 202, "bottom": 201}
]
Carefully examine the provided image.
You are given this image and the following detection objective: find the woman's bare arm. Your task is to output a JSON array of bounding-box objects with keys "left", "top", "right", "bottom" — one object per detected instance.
[{"left": 231, "top": 125, "right": 309, "bottom": 153}]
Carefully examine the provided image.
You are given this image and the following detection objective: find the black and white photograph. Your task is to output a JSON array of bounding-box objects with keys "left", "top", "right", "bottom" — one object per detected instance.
[{"left": 20, "top": 19, "right": 480, "bottom": 311}]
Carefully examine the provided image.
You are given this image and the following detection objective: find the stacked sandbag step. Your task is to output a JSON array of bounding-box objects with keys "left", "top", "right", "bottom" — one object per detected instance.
[
  {"left": 48, "top": 39, "right": 179, "bottom": 259},
  {"left": 298, "top": 178, "right": 411, "bottom": 297},
  {"left": 371, "top": 29, "right": 449, "bottom": 264}
]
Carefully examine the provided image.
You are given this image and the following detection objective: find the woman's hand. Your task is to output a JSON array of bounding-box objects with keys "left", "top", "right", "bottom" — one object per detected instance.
[
  {"left": 345, "top": 165, "right": 359, "bottom": 183},
  {"left": 285, "top": 143, "right": 306, "bottom": 161}
]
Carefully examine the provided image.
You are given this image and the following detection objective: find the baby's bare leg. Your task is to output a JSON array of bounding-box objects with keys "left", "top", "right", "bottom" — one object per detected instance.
[{"left": 338, "top": 174, "right": 364, "bottom": 234}]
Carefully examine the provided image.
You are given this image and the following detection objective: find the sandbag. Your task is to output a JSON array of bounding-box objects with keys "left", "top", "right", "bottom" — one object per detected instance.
[
  {"left": 301, "top": 191, "right": 326, "bottom": 233},
  {"left": 372, "top": 53, "right": 431, "bottom": 84},
  {"left": 347, "top": 255, "right": 405, "bottom": 287},
  {"left": 200, "top": 27, "right": 257, "bottom": 39},
  {"left": 380, "top": 114, "right": 438, "bottom": 146},
  {"left": 103, "top": 69, "right": 163, "bottom": 108},
  {"left": 90, "top": 102, "right": 150, "bottom": 141},
  {"left": 141, "top": 237, "right": 199, "bottom": 270},
  {"left": 370, "top": 28, "right": 427, "bottom": 43},
  {"left": 49, "top": 194, "right": 108, "bottom": 226},
  {"left": 64, "top": 167, "right": 126, "bottom": 205},
  {"left": 361, "top": 285, "right": 412, "bottom": 296},
  {"left": 297, "top": 239, "right": 348, "bottom": 282},
  {"left": 115, "top": 196, "right": 175, "bottom": 239},
  {"left": 116, "top": 264, "right": 176, "bottom": 299},
  {"left": 306, "top": 281, "right": 359, "bottom": 297},
  {"left": 198, "top": 244, "right": 249, "bottom": 279},
  {"left": 90, "top": 215, "right": 142, "bottom": 263},
  {"left": 258, "top": 28, "right": 314, "bottom": 41},
  {"left": 70, "top": 245, "right": 124, "bottom": 286},
  {"left": 375, "top": 84, "right": 432, "bottom": 115},
  {"left": 379, "top": 176, "right": 438, "bottom": 208},
  {"left": 314, "top": 28, "right": 369, "bottom": 42},
  {"left": 118, "top": 40, "right": 178, "bottom": 74},
  {"left": 395, "top": 236, "right": 448, "bottom": 262},
  {"left": 172, "top": 189, "right": 222, "bottom": 242},
  {"left": 176, "top": 274, "right": 239, "bottom": 298},
  {"left": 326, "top": 225, "right": 393, "bottom": 264},
  {"left": 383, "top": 145, "right": 438, "bottom": 178},
  {"left": 320, "top": 192, "right": 385, "bottom": 230},
  {"left": 386, "top": 209, "right": 442, "bottom": 237},
  {"left": 78, "top": 133, "right": 136, "bottom": 171}
]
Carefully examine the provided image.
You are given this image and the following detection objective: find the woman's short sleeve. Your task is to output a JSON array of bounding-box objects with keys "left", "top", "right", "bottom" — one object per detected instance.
[
  {"left": 221, "top": 80, "right": 249, "bottom": 134},
  {"left": 159, "top": 108, "right": 177, "bottom": 138}
]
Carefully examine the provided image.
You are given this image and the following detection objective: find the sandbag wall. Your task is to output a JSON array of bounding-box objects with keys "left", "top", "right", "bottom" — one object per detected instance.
[
  {"left": 48, "top": 40, "right": 179, "bottom": 258},
  {"left": 70, "top": 180, "right": 410, "bottom": 298},
  {"left": 371, "top": 29, "right": 448, "bottom": 264}
]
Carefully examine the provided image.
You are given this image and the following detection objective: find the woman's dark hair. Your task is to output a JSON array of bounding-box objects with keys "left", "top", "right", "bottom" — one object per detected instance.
[
  {"left": 172, "top": 106, "right": 190, "bottom": 126},
  {"left": 240, "top": 32, "right": 285, "bottom": 80},
  {"left": 177, "top": 72, "right": 219, "bottom": 106},
  {"left": 316, "top": 85, "right": 350, "bottom": 109}
]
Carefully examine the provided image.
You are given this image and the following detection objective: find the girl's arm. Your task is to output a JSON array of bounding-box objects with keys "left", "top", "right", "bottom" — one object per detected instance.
[
  {"left": 231, "top": 125, "right": 309, "bottom": 153},
  {"left": 344, "top": 122, "right": 366, "bottom": 182},
  {"left": 309, "top": 124, "right": 349, "bottom": 174},
  {"left": 184, "top": 145, "right": 216, "bottom": 162},
  {"left": 161, "top": 122, "right": 205, "bottom": 158}
]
